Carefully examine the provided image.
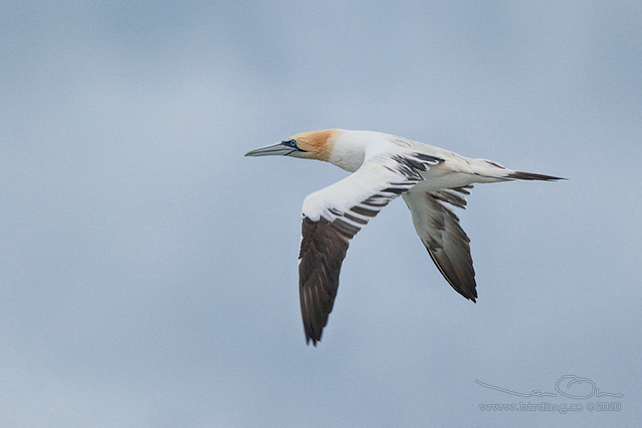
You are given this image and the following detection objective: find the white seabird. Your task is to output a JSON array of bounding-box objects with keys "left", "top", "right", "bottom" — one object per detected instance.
[{"left": 245, "top": 129, "right": 563, "bottom": 345}]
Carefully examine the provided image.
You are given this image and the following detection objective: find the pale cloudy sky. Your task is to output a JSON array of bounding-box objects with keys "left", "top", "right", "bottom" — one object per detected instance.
[{"left": 1, "top": 1, "right": 641, "bottom": 426}]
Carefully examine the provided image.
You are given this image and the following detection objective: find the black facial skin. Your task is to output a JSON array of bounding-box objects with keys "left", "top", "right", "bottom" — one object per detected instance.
[{"left": 282, "top": 139, "right": 306, "bottom": 155}]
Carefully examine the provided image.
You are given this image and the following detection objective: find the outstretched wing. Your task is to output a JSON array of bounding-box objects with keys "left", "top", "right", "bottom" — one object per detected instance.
[
  {"left": 402, "top": 186, "right": 477, "bottom": 301},
  {"left": 299, "top": 152, "right": 442, "bottom": 345}
]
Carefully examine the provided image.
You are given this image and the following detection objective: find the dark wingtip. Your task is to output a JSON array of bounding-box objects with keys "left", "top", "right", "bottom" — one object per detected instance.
[
  {"left": 467, "top": 290, "right": 477, "bottom": 303},
  {"left": 506, "top": 171, "right": 566, "bottom": 181}
]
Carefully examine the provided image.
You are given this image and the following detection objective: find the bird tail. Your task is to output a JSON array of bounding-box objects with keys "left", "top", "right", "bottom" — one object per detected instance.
[
  {"left": 469, "top": 159, "right": 565, "bottom": 182},
  {"left": 504, "top": 170, "right": 565, "bottom": 181}
]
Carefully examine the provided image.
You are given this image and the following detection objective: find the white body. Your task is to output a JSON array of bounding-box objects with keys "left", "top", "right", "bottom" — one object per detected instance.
[{"left": 329, "top": 130, "right": 507, "bottom": 188}]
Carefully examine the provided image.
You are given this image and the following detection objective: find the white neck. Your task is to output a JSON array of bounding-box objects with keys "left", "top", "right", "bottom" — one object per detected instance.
[{"left": 328, "top": 130, "right": 391, "bottom": 172}]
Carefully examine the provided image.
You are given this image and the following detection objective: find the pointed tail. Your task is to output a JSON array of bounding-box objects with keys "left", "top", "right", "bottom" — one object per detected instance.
[
  {"left": 505, "top": 171, "right": 566, "bottom": 181},
  {"left": 470, "top": 159, "right": 566, "bottom": 182}
]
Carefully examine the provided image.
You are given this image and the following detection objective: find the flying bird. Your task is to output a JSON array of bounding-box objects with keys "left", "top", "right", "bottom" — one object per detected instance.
[{"left": 245, "top": 129, "right": 562, "bottom": 345}]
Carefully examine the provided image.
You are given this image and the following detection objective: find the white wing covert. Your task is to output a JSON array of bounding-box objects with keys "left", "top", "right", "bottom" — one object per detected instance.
[{"left": 298, "top": 152, "right": 442, "bottom": 345}]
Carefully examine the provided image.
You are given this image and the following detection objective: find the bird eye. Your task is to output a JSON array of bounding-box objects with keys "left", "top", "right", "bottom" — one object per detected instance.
[{"left": 287, "top": 139, "right": 297, "bottom": 147}]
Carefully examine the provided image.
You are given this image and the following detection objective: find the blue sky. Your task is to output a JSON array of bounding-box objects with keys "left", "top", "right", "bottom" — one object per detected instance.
[{"left": 1, "top": 1, "right": 641, "bottom": 426}]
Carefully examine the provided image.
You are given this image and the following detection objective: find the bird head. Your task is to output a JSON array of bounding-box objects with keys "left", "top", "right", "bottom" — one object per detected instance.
[{"left": 244, "top": 129, "right": 339, "bottom": 162}]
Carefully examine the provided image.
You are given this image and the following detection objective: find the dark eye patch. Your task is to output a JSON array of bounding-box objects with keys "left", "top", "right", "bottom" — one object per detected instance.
[{"left": 281, "top": 139, "right": 306, "bottom": 153}]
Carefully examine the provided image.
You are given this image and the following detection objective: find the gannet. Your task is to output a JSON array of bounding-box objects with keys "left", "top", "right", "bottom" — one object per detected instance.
[{"left": 245, "top": 129, "right": 563, "bottom": 345}]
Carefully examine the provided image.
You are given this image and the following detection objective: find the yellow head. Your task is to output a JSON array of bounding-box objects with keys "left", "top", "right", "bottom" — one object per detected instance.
[{"left": 245, "top": 129, "right": 341, "bottom": 162}]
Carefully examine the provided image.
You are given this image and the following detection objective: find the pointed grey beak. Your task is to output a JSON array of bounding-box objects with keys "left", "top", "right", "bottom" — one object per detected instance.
[{"left": 245, "top": 142, "right": 293, "bottom": 157}]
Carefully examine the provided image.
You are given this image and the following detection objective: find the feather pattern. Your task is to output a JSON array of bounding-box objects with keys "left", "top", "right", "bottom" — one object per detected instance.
[
  {"left": 402, "top": 186, "right": 477, "bottom": 301},
  {"left": 299, "top": 152, "right": 441, "bottom": 345}
]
